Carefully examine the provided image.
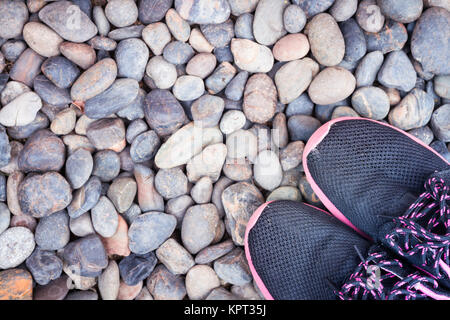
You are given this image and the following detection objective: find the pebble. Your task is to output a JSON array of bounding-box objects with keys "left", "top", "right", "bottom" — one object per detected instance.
[
  {"left": 267, "top": 186, "right": 302, "bottom": 202},
  {"left": 0, "top": 92, "right": 42, "bottom": 127},
  {"left": 365, "top": 20, "right": 408, "bottom": 53},
  {"left": 164, "top": 9, "right": 190, "bottom": 42},
  {"left": 223, "top": 158, "right": 252, "bottom": 182},
  {"left": 134, "top": 165, "right": 163, "bottom": 213},
  {"left": 93, "top": 6, "right": 110, "bottom": 36},
  {"left": 201, "top": 20, "right": 234, "bottom": 49},
  {"left": 6, "top": 171, "right": 24, "bottom": 216},
  {"left": 191, "top": 95, "right": 224, "bottom": 127},
  {"left": 224, "top": 71, "right": 248, "bottom": 102},
  {"left": 253, "top": 150, "right": 283, "bottom": 191},
  {"left": 166, "top": 195, "right": 194, "bottom": 227},
  {"left": 0, "top": 269, "right": 33, "bottom": 300},
  {"left": 107, "top": 177, "right": 137, "bottom": 213},
  {"left": 430, "top": 104, "right": 450, "bottom": 142},
  {"left": 69, "top": 212, "right": 95, "bottom": 237},
  {"left": 86, "top": 118, "right": 126, "bottom": 152},
  {"left": 222, "top": 182, "right": 264, "bottom": 245},
  {"left": 234, "top": 13, "right": 254, "bottom": 40},
  {"left": 194, "top": 240, "right": 234, "bottom": 264},
  {"left": 205, "top": 62, "right": 237, "bottom": 94},
  {"left": 9, "top": 49, "right": 44, "bottom": 87},
  {"left": 93, "top": 150, "right": 121, "bottom": 182},
  {"left": 0, "top": 126, "right": 10, "bottom": 168},
  {"left": 214, "top": 248, "right": 252, "bottom": 285},
  {"left": 25, "top": 248, "right": 63, "bottom": 286},
  {"left": 18, "top": 172, "right": 72, "bottom": 218},
  {"left": 186, "top": 53, "right": 216, "bottom": 80},
  {"left": 0, "top": 227, "right": 34, "bottom": 269},
  {"left": 189, "top": 27, "right": 214, "bottom": 53},
  {"left": 128, "top": 212, "right": 177, "bottom": 254},
  {"left": 117, "top": 281, "right": 143, "bottom": 300},
  {"left": 1, "top": 40, "right": 27, "bottom": 62},
  {"left": 408, "top": 126, "right": 434, "bottom": 145},
  {"left": 330, "top": 0, "right": 357, "bottom": 22},
  {"left": 308, "top": 67, "right": 356, "bottom": 105},
  {"left": 156, "top": 238, "right": 195, "bottom": 275},
  {"left": 38, "top": 1, "right": 98, "bottom": 43},
  {"left": 351, "top": 86, "right": 390, "bottom": 120},
  {"left": 332, "top": 106, "right": 360, "bottom": 119},
  {"left": 280, "top": 141, "right": 305, "bottom": 171},
  {"left": 119, "top": 252, "right": 157, "bottom": 286},
  {"left": 230, "top": 39, "right": 274, "bottom": 73},
  {"left": 34, "top": 75, "right": 72, "bottom": 107},
  {"left": 146, "top": 56, "right": 177, "bottom": 89},
  {"left": 173, "top": 75, "right": 205, "bottom": 101},
  {"left": 144, "top": 89, "right": 186, "bottom": 137},
  {"left": 109, "top": 25, "right": 145, "bottom": 41},
  {"left": 228, "top": 0, "right": 258, "bottom": 16},
  {"left": 389, "top": 88, "right": 434, "bottom": 130},
  {"left": 35, "top": 210, "right": 70, "bottom": 250},
  {"left": 185, "top": 265, "right": 220, "bottom": 300},
  {"left": 23, "top": 22, "right": 63, "bottom": 58},
  {"left": 155, "top": 168, "right": 188, "bottom": 199},
  {"left": 10, "top": 215, "right": 37, "bottom": 232},
  {"left": 378, "top": 0, "right": 422, "bottom": 23},
  {"left": 243, "top": 73, "right": 277, "bottom": 124},
  {"left": 63, "top": 234, "right": 108, "bottom": 277},
  {"left": 0, "top": 203, "right": 8, "bottom": 234},
  {"left": 163, "top": 41, "right": 195, "bottom": 65},
  {"left": 434, "top": 75, "right": 450, "bottom": 99},
  {"left": 98, "top": 260, "right": 120, "bottom": 300},
  {"left": 33, "top": 275, "right": 69, "bottom": 300},
  {"left": 146, "top": 264, "right": 187, "bottom": 300},
  {"left": 273, "top": 34, "right": 310, "bottom": 62},
  {"left": 116, "top": 38, "right": 149, "bottom": 81},
  {"left": 65, "top": 290, "right": 98, "bottom": 300},
  {"left": 253, "top": 0, "right": 287, "bottom": 46},
  {"left": 0, "top": 0, "right": 29, "bottom": 39},
  {"left": 339, "top": 18, "right": 366, "bottom": 65},
  {"left": 105, "top": 0, "right": 138, "bottom": 28},
  {"left": 71, "top": 58, "right": 117, "bottom": 102},
  {"left": 101, "top": 215, "right": 131, "bottom": 257},
  {"left": 411, "top": 7, "right": 450, "bottom": 75},
  {"left": 356, "top": 0, "right": 385, "bottom": 33},
  {"left": 59, "top": 42, "right": 96, "bottom": 70},
  {"left": 191, "top": 177, "right": 213, "bottom": 204},
  {"left": 377, "top": 50, "right": 417, "bottom": 92},
  {"left": 220, "top": 110, "right": 246, "bottom": 134},
  {"left": 284, "top": 5, "right": 307, "bottom": 33},
  {"left": 130, "top": 131, "right": 161, "bottom": 163},
  {"left": 41, "top": 56, "right": 80, "bottom": 89},
  {"left": 175, "top": 0, "right": 230, "bottom": 25},
  {"left": 142, "top": 23, "right": 171, "bottom": 56},
  {"left": 355, "top": 51, "right": 384, "bottom": 87},
  {"left": 67, "top": 176, "right": 102, "bottom": 218},
  {"left": 306, "top": 13, "right": 345, "bottom": 66},
  {"left": 91, "top": 196, "right": 119, "bottom": 238},
  {"left": 116, "top": 88, "right": 146, "bottom": 121}
]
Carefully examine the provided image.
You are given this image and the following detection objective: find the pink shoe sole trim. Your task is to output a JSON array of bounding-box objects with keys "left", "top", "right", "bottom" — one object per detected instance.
[
  {"left": 416, "top": 283, "right": 450, "bottom": 300},
  {"left": 244, "top": 201, "right": 275, "bottom": 300}
]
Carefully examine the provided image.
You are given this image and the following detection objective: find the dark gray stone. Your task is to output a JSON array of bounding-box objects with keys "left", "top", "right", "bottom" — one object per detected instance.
[
  {"left": 126, "top": 119, "right": 148, "bottom": 144},
  {"left": 0, "top": 174, "right": 5, "bottom": 202},
  {"left": 66, "top": 148, "right": 93, "bottom": 189},
  {"left": 377, "top": 50, "right": 417, "bottom": 92},
  {"left": 86, "top": 118, "right": 126, "bottom": 151},
  {"left": 33, "top": 75, "right": 72, "bottom": 107},
  {"left": 205, "top": 62, "right": 236, "bottom": 94},
  {"left": 234, "top": 13, "right": 254, "bottom": 40},
  {"left": 293, "top": 0, "right": 335, "bottom": 18},
  {"left": 351, "top": 86, "right": 390, "bottom": 120},
  {"left": 117, "top": 88, "right": 146, "bottom": 121},
  {"left": 286, "top": 94, "right": 315, "bottom": 117},
  {"left": 108, "top": 25, "right": 145, "bottom": 41},
  {"left": 378, "top": 0, "right": 422, "bottom": 23},
  {"left": 93, "top": 150, "right": 121, "bottom": 182},
  {"left": 225, "top": 71, "right": 249, "bottom": 102},
  {"left": 35, "top": 210, "right": 70, "bottom": 251},
  {"left": 339, "top": 18, "right": 366, "bottom": 64},
  {"left": 213, "top": 248, "right": 252, "bottom": 285},
  {"left": 130, "top": 131, "right": 161, "bottom": 163},
  {"left": 139, "top": 0, "right": 173, "bottom": 24},
  {"left": 430, "top": 140, "right": 450, "bottom": 162},
  {"left": 355, "top": 51, "right": 384, "bottom": 87},
  {"left": 0, "top": 124, "right": 10, "bottom": 168},
  {"left": 41, "top": 56, "right": 80, "bottom": 89},
  {"left": 431, "top": 104, "right": 450, "bottom": 142},
  {"left": 119, "top": 252, "right": 158, "bottom": 286},
  {"left": 163, "top": 41, "right": 195, "bottom": 65},
  {"left": 25, "top": 248, "right": 63, "bottom": 286},
  {"left": 191, "top": 95, "right": 225, "bottom": 127},
  {"left": 213, "top": 46, "right": 233, "bottom": 63},
  {"left": 200, "top": 20, "right": 234, "bottom": 48},
  {"left": 287, "top": 115, "right": 321, "bottom": 141},
  {"left": 67, "top": 176, "right": 102, "bottom": 218},
  {"left": 366, "top": 20, "right": 408, "bottom": 53},
  {"left": 7, "top": 113, "right": 49, "bottom": 140},
  {"left": 147, "top": 264, "right": 186, "bottom": 300},
  {"left": 155, "top": 168, "right": 188, "bottom": 200}
]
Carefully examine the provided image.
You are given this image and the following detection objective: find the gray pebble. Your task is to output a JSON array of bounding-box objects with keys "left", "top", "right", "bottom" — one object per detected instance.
[
  {"left": 105, "top": 0, "right": 138, "bottom": 28},
  {"left": 0, "top": 125, "right": 11, "bottom": 168},
  {"left": 156, "top": 238, "right": 195, "bottom": 275},
  {"left": 0, "top": 202, "right": 10, "bottom": 235},
  {"left": 67, "top": 176, "right": 102, "bottom": 218},
  {"left": 130, "top": 131, "right": 161, "bottom": 163},
  {"left": 116, "top": 38, "right": 149, "bottom": 81},
  {"left": 88, "top": 36, "right": 117, "bottom": 51},
  {"left": 351, "top": 86, "right": 390, "bottom": 120},
  {"left": 377, "top": 50, "right": 417, "bottom": 92},
  {"left": 431, "top": 104, "right": 450, "bottom": 142},
  {"left": 139, "top": 0, "right": 173, "bottom": 24},
  {"left": 234, "top": 13, "right": 254, "bottom": 40},
  {"left": 147, "top": 264, "right": 186, "bottom": 300},
  {"left": 0, "top": 227, "right": 35, "bottom": 269},
  {"left": 283, "top": 4, "right": 307, "bottom": 33},
  {"left": 25, "top": 248, "right": 63, "bottom": 286},
  {"left": 205, "top": 62, "right": 236, "bottom": 94},
  {"left": 91, "top": 196, "right": 119, "bottom": 238},
  {"left": 173, "top": 75, "right": 205, "bottom": 101},
  {"left": 0, "top": 0, "right": 29, "bottom": 39},
  {"left": 66, "top": 148, "right": 93, "bottom": 189},
  {"left": 127, "top": 120, "right": 149, "bottom": 144},
  {"left": 163, "top": 41, "right": 195, "bottom": 65},
  {"left": 214, "top": 248, "right": 252, "bottom": 285},
  {"left": 35, "top": 210, "right": 70, "bottom": 251},
  {"left": 107, "top": 176, "right": 137, "bottom": 213},
  {"left": 93, "top": 150, "right": 121, "bottom": 182},
  {"left": 191, "top": 94, "right": 225, "bottom": 127},
  {"left": 166, "top": 195, "right": 194, "bottom": 228},
  {"left": 201, "top": 20, "right": 234, "bottom": 48},
  {"left": 191, "top": 176, "right": 213, "bottom": 204},
  {"left": 69, "top": 212, "right": 95, "bottom": 237},
  {"left": 33, "top": 75, "right": 71, "bottom": 107},
  {"left": 1, "top": 40, "right": 27, "bottom": 62},
  {"left": 174, "top": 0, "right": 230, "bottom": 25},
  {"left": 93, "top": 6, "right": 110, "bottom": 36},
  {"left": 155, "top": 168, "right": 188, "bottom": 199},
  {"left": 355, "top": 51, "right": 384, "bottom": 87},
  {"left": 108, "top": 25, "right": 146, "bottom": 41},
  {"left": 287, "top": 115, "right": 321, "bottom": 141},
  {"left": 408, "top": 126, "right": 434, "bottom": 145}
]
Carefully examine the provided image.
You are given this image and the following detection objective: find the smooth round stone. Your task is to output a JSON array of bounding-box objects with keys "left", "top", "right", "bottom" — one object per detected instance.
[
  {"left": 166, "top": 195, "right": 194, "bottom": 227},
  {"left": 351, "top": 86, "right": 390, "bottom": 120},
  {"left": 128, "top": 212, "right": 177, "bottom": 254},
  {"left": 1, "top": 40, "right": 27, "bottom": 62},
  {"left": 200, "top": 20, "right": 234, "bottom": 49},
  {"left": 65, "top": 148, "right": 93, "bottom": 190},
  {"left": 142, "top": 23, "right": 171, "bottom": 56},
  {"left": 330, "top": 0, "right": 357, "bottom": 22},
  {"left": 71, "top": 58, "right": 117, "bottom": 102},
  {"left": 185, "top": 265, "right": 220, "bottom": 300},
  {"left": 195, "top": 239, "right": 234, "bottom": 264},
  {"left": 25, "top": 248, "right": 63, "bottom": 286},
  {"left": 116, "top": 38, "right": 149, "bottom": 81},
  {"left": 126, "top": 120, "right": 148, "bottom": 144},
  {"left": 175, "top": 0, "right": 230, "bottom": 24},
  {"left": 35, "top": 210, "right": 70, "bottom": 251},
  {"left": 0, "top": 174, "right": 5, "bottom": 201},
  {"left": 0, "top": 0, "right": 29, "bottom": 39},
  {"left": 93, "top": 6, "right": 110, "bottom": 36},
  {"left": 275, "top": 58, "right": 317, "bottom": 104},
  {"left": 115, "top": 88, "right": 145, "bottom": 121},
  {"left": 146, "top": 56, "right": 177, "bottom": 89},
  {"left": 67, "top": 176, "right": 102, "bottom": 218},
  {"left": 92, "top": 150, "right": 120, "bottom": 182},
  {"left": 163, "top": 41, "right": 195, "bottom": 65},
  {"left": 108, "top": 25, "right": 145, "bottom": 41},
  {"left": 173, "top": 76, "right": 205, "bottom": 101},
  {"left": 223, "top": 159, "right": 252, "bottom": 182},
  {"left": 63, "top": 235, "right": 108, "bottom": 277},
  {"left": 144, "top": 89, "right": 186, "bottom": 137},
  {"left": 356, "top": 0, "right": 385, "bottom": 33},
  {"left": 273, "top": 34, "right": 309, "bottom": 62},
  {"left": 253, "top": 150, "right": 282, "bottom": 191},
  {"left": 59, "top": 42, "right": 96, "bottom": 70},
  {"left": 0, "top": 92, "right": 42, "bottom": 128},
  {"left": 230, "top": 39, "right": 274, "bottom": 73},
  {"left": 272, "top": 113, "right": 288, "bottom": 148},
  {"left": 117, "top": 281, "right": 143, "bottom": 300},
  {"left": 355, "top": 51, "right": 384, "bottom": 87},
  {"left": 0, "top": 81, "right": 30, "bottom": 106},
  {"left": 280, "top": 141, "right": 305, "bottom": 171},
  {"left": 411, "top": 7, "right": 450, "bottom": 75},
  {"left": 434, "top": 75, "right": 450, "bottom": 99},
  {"left": 0, "top": 269, "right": 33, "bottom": 300},
  {"left": 186, "top": 143, "right": 227, "bottom": 183},
  {"left": 105, "top": 0, "right": 138, "bottom": 27},
  {"left": 86, "top": 118, "right": 126, "bottom": 152},
  {"left": 155, "top": 168, "right": 188, "bottom": 200},
  {"left": 156, "top": 239, "right": 195, "bottom": 275},
  {"left": 69, "top": 212, "right": 94, "bottom": 237},
  {"left": 165, "top": 8, "right": 190, "bottom": 42},
  {"left": 9, "top": 49, "right": 44, "bottom": 87},
  {"left": 332, "top": 106, "right": 360, "bottom": 119},
  {"left": 6, "top": 171, "right": 24, "bottom": 216},
  {"left": 408, "top": 126, "right": 434, "bottom": 145},
  {"left": 191, "top": 176, "right": 213, "bottom": 204},
  {"left": 377, "top": 50, "right": 417, "bottom": 92},
  {"left": 365, "top": 20, "right": 408, "bottom": 53},
  {"left": 107, "top": 177, "right": 137, "bottom": 213},
  {"left": 186, "top": 53, "right": 217, "bottom": 79},
  {"left": 189, "top": 27, "right": 214, "bottom": 53},
  {"left": 227, "top": 0, "right": 258, "bottom": 16},
  {"left": 222, "top": 182, "right": 264, "bottom": 245},
  {"left": 191, "top": 95, "right": 224, "bottom": 128},
  {"left": 287, "top": 115, "right": 321, "bottom": 142},
  {"left": 214, "top": 248, "right": 251, "bottom": 285},
  {"left": 389, "top": 88, "right": 434, "bottom": 131},
  {"left": 295, "top": 0, "right": 335, "bottom": 17},
  {"left": 225, "top": 71, "right": 248, "bottom": 102},
  {"left": 234, "top": 13, "right": 254, "bottom": 40},
  {"left": 431, "top": 104, "right": 450, "bottom": 142},
  {"left": 18, "top": 129, "right": 65, "bottom": 173},
  {"left": 19, "top": 172, "right": 72, "bottom": 218},
  {"left": 139, "top": 0, "right": 172, "bottom": 24},
  {"left": 33, "top": 75, "right": 71, "bottom": 107},
  {"left": 91, "top": 196, "right": 119, "bottom": 238},
  {"left": 226, "top": 130, "right": 257, "bottom": 161},
  {"left": 98, "top": 260, "right": 120, "bottom": 300},
  {"left": 0, "top": 203, "right": 9, "bottom": 234},
  {"left": 23, "top": 22, "right": 62, "bottom": 58},
  {"left": 38, "top": 1, "right": 98, "bottom": 43},
  {"left": 41, "top": 56, "right": 80, "bottom": 89},
  {"left": 130, "top": 131, "right": 161, "bottom": 163},
  {"left": 0, "top": 227, "right": 35, "bottom": 269},
  {"left": 50, "top": 108, "right": 76, "bottom": 136},
  {"left": 286, "top": 94, "right": 314, "bottom": 117},
  {"left": 119, "top": 252, "right": 157, "bottom": 286},
  {"left": 205, "top": 61, "right": 236, "bottom": 94},
  {"left": 62, "top": 134, "right": 95, "bottom": 155},
  {"left": 220, "top": 110, "right": 246, "bottom": 135},
  {"left": 0, "top": 125, "right": 10, "bottom": 168},
  {"left": 88, "top": 36, "right": 117, "bottom": 51},
  {"left": 308, "top": 67, "right": 356, "bottom": 105},
  {"left": 146, "top": 264, "right": 186, "bottom": 300},
  {"left": 253, "top": 0, "right": 287, "bottom": 46},
  {"left": 101, "top": 214, "right": 131, "bottom": 257},
  {"left": 283, "top": 4, "right": 307, "bottom": 33},
  {"left": 378, "top": 0, "right": 422, "bottom": 23},
  {"left": 339, "top": 18, "right": 366, "bottom": 65},
  {"left": 431, "top": 141, "right": 450, "bottom": 162},
  {"left": 306, "top": 13, "right": 345, "bottom": 67},
  {"left": 243, "top": 74, "right": 277, "bottom": 124}
]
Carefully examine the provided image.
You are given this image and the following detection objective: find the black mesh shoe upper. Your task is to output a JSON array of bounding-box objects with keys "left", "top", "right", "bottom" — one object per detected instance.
[
  {"left": 246, "top": 201, "right": 370, "bottom": 300},
  {"left": 305, "top": 119, "right": 449, "bottom": 240}
]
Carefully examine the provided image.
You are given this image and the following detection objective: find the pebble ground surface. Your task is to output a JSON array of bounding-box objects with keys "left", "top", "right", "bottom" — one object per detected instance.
[{"left": 0, "top": 0, "right": 449, "bottom": 300}]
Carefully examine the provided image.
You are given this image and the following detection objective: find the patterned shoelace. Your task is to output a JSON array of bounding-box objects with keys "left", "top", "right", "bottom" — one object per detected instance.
[
  {"left": 334, "top": 246, "right": 440, "bottom": 300},
  {"left": 381, "top": 175, "right": 450, "bottom": 283}
]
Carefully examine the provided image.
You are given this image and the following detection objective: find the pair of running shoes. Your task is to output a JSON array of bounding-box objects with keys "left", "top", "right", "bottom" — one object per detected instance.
[{"left": 244, "top": 117, "right": 450, "bottom": 300}]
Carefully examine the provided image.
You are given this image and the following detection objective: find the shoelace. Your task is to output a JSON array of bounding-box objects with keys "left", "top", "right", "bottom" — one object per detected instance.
[
  {"left": 381, "top": 174, "right": 450, "bottom": 282},
  {"left": 333, "top": 246, "right": 440, "bottom": 300}
]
